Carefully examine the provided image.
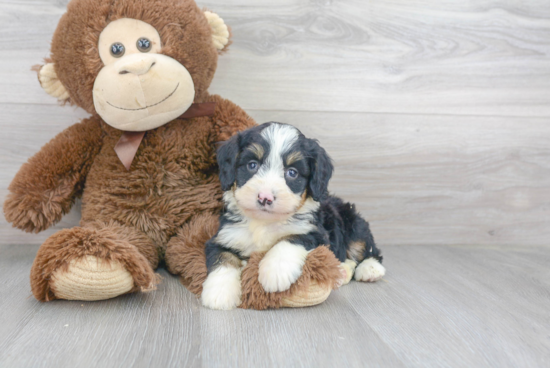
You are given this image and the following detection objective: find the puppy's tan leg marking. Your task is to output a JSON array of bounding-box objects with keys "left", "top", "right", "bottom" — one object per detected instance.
[
  {"left": 347, "top": 241, "right": 366, "bottom": 263},
  {"left": 202, "top": 252, "right": 243, "bottom": 310},
  {"left": 218, "top": 251, "right": 242, "bottom": 269}
]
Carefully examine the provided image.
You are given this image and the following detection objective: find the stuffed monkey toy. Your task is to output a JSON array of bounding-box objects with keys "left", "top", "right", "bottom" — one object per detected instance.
[{"left": 4, "top": 0, "right": 342, "bottom": 308}]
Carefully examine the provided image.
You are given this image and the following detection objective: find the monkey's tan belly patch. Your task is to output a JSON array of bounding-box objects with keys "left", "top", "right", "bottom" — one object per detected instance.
[{"left": 51, "top": 256, "right": 134, "bottom": 301}]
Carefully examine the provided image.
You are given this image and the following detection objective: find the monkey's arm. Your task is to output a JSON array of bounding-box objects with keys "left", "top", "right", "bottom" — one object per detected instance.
[
  {"left": 3, "top": 118, "right": 103, "bottom": 233},
  {"left": 209, "top": 95, "right": 256, "bottom": 143}
]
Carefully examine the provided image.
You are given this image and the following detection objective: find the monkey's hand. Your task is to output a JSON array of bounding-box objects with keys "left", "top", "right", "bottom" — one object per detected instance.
[{"left": 3, "top": 118, "right": 103, "bottom": 233}]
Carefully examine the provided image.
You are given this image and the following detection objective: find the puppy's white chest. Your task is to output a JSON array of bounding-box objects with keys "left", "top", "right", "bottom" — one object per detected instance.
[
  {"left": 248, "top": 221, "right": 287, "bottom": 253},
  {"left": 216, "top": 220, "right": 314, "bottom": 257}
]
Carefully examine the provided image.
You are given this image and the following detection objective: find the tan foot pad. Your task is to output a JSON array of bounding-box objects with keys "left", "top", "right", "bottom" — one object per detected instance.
[
  {"left": 281, "top": 280, "right": 332, "bottom": 308},
  {"left": 51, "top": 256, "right": 134, "bottom": 301}
]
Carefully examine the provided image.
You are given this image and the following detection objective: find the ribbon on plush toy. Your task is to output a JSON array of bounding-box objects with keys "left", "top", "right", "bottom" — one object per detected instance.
[{"left": 114, "top": 102, "right": 217, "bottom": 170}]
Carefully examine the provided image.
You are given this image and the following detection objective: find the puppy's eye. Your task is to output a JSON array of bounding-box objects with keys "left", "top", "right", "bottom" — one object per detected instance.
[
  {"left": 136, "top": 38, "right": 152, "bottom": 52},
  {"left": 285, "top": 168, "right": 298, "bottom": 179},
  {"left": 110, "top": 43, "right": 125, "bottom": 57},
  {"left": 247, "top": 161, "right": 259, "bottom": 172}
]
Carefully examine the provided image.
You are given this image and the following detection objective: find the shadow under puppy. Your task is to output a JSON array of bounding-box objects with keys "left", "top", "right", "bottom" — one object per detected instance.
[{"left": 202, "top": 122, "right": 385, "bottom": 310}]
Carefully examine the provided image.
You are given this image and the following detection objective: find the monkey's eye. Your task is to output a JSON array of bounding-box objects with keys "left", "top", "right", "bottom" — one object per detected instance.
[
  {"left": 285, "top": 168, "right": 298, "bottom": 180},
  {"left": 136, "top": 38, "right": 152, "bottom": 52},
  {"left": 110, "top": 43, "right": 125, "bottom": 58},
  {"left": 247, "top": 161, "right": 259, "bottom": 173}
]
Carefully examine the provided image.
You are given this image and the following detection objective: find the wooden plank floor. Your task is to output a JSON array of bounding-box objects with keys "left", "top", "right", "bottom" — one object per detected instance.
[
  {"left": 1, "top": 0, "right": 550, "bottom": 367},
  {"left": 1, "top": 243, "right": 549, "bottom": 368}
]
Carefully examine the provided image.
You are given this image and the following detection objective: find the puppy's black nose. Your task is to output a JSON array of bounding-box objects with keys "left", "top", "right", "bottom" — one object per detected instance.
[
  {"left": 258, "top": 198, "right": 273, "bottom": 206},
  {"left": 258, "top": 192, "right": 274, "bottom": 207}
]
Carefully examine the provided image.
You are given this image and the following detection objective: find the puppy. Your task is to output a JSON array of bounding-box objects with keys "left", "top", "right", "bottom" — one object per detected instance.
[{"left": 201, "top": 122, "right": 385, "bottom": 310}]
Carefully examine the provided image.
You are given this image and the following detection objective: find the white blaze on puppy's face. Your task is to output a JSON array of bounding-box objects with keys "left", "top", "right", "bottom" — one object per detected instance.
[{"left": 234, "top": 124, "right": 305, "bottom": 221}]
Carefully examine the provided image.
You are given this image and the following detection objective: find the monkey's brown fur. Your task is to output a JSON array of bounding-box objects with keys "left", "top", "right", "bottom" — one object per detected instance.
[
  {"left": 4, "top": 0, "right": 342, "bottom": 307},
  {"left": 240, "top": 247, "right": 343, "bottom": 310}
]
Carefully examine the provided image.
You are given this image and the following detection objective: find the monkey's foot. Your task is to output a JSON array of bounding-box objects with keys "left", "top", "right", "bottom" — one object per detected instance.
[
  {"left": 31, "top": 226, "right": 157, "bottom": 302},
  {"left": 281, "top": 280, "right": 332, "bottom": 308},
  {"left": 51, "top": 256, "right": 134, "bottom": 301}
]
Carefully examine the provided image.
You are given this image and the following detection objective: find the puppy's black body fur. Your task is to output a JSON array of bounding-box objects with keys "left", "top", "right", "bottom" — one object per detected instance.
[
  {"left": 319, "top": 196, "right": 382, "bottom": 263},
  {"left": 206, "top": 122, "right": 382, "bottom": 277}
]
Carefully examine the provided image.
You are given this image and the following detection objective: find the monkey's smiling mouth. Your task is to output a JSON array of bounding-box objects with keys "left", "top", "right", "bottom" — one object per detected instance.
[{"left": 106, "top": 83, "right": 180, "bottom": 111}]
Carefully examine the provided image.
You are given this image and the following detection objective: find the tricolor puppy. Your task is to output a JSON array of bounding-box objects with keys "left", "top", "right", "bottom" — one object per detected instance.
[{"left": 202, "top": 122, "right": 385, "bottom": 310}]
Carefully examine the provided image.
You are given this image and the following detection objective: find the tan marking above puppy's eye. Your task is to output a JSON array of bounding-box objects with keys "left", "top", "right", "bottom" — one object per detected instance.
[
  {"left": 247, "top": 143, "right": 264, "bottom": 159},
  {"left": 286, "top": 151, "right": 304, "bottom": 166}
]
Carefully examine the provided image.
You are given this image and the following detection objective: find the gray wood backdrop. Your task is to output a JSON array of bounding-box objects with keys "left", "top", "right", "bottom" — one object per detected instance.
[{"left": 1, "top": 0, "right": 549, "bottom": 247}]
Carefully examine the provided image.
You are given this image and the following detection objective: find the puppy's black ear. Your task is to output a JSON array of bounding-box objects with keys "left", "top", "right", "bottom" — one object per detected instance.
[
  {"left": 305, "top": 138, "right": 334, "bottom": 201},
  {"left": 217, "top": 134, "right": 240, "bottom": 191}
]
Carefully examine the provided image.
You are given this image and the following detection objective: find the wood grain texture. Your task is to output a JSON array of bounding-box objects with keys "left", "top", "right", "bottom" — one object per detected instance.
[
  {"left": 2, "top": 105, "right": 549, "bottom": 246},
  {"left": 342, "top": 245, "right": 550, "bottom": 368},
  {"left": 2, "top": 0, "right": 550, "bottom": 116},
  {"left": 1, "top": 0, "right": 550, "bottom": 247},
  {"left": 0, "top": 245, "right": 203, "bottom": 368},
  {"left": 1, "top": 243, "right": 549, "bottom": 367},
  {"left": 206, "top": 0, "right": 550, "bottom": 116},
  {"left": 2, "top": 1, "right": 550, "bottom": 367},
  {"left": 249, "top": 110, "right": 550, "bottom": 247}
]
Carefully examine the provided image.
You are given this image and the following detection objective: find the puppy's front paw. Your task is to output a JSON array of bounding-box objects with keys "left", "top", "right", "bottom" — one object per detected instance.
[
  {"left": 354, "top": 257, "right": 386, "bottom": 282},
  {"left": 258, "top": 241, "right": 308, "bottom": 293},
  {"left": 201, "top": 266, "right": 242, "bottom": 310}
]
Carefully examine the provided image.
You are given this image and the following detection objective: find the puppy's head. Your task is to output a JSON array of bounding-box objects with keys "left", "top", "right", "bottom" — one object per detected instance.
[{"left": 217, "top": 122, "right": 333, "bottom": 221}]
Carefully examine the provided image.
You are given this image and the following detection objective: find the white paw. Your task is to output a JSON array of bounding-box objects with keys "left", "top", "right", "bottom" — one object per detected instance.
[
  {"left": 201, "top": 266, "right": 242, "bottom": 310},
  {"left": 258, "top": 241, "right": 308, "bottom": 293},
  {"left": 354, "top": 257, "right": 386, "bottom": 282}
]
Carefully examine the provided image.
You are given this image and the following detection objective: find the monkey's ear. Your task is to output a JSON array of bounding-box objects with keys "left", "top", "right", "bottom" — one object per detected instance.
[
  {"left": 203, "top": 11, "right": 230, "bottom": 52},
  {"left": 36, "top": 63, "right": 70, "bottom": 101}
]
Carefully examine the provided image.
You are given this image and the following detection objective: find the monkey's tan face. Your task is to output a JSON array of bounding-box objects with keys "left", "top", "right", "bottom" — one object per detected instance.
[{"left": 92, "top": 18, "right": 195, "bottom": 131}]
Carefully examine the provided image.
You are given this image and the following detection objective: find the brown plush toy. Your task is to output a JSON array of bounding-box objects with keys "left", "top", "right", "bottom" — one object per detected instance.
[{"left": 4, "top": 0, "right": 342, "bottom": 308}]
